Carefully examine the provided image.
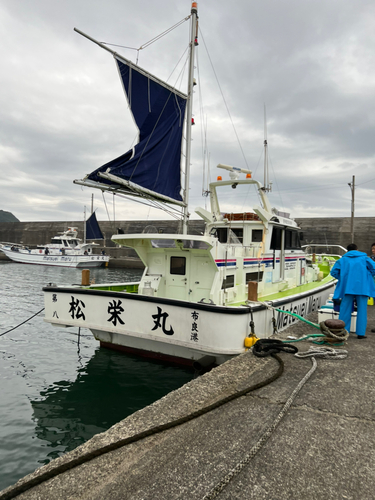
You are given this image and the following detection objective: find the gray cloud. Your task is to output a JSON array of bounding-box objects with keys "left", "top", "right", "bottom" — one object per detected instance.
[{"left": 0, "top": 0, "right": 374, "bottom": 224}]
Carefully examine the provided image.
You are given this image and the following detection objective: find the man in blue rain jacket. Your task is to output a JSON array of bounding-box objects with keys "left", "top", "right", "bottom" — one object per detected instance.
[{"left": 330, "top": 243, "right": 375, "bottom": 338}]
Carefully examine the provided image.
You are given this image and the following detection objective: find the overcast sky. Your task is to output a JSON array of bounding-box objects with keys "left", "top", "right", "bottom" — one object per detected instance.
[{"left": 1, "top": 0, "right": 375, "bottom": 225}]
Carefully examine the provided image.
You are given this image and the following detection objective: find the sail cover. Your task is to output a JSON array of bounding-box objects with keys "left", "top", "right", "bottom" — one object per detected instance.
[
  {"left": 86, "top": 56, "right": 187, "bottom": 203},
  {"left": 86, "top": 211, "right": 104, "bottom": 240}
]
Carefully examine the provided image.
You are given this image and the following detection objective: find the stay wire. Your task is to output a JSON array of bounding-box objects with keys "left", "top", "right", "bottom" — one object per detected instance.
[
  {"left": 0, "top": 308, "right": 45, "bottom": 337},
  {"left": 199, "top": 28, "right": 250, "bottom": 171},
  {"left": 100, "top": 16, "right": 190, "bottom": 53}
]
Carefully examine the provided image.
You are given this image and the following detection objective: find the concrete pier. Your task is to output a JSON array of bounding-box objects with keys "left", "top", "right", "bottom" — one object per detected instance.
[{"left": 2, "top": 307, "right": 375, "bottom": 500}]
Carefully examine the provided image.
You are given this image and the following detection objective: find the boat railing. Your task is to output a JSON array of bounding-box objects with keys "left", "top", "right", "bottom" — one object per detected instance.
[
  {"left": 302, "top": 244, "right": 347, "bottom": 255},
  {"left": 83, "top": 281, "right": 140, "bottom": 293}
]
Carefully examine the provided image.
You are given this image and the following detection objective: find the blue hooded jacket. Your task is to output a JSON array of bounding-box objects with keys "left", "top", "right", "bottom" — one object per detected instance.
[{"left": 330, "top": 250, "right": 375, "bottom": 298}]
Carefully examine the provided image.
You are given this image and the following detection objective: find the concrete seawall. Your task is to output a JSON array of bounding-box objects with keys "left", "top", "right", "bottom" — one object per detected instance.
[{"left": 1, "top": 217, "right": 375, "bottom": 267}]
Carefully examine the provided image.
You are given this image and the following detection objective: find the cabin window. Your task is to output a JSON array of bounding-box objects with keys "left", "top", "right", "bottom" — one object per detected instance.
[
  {"left": 64, "top": 241, "right": 69, "bottom": 247},
  {"left": 182, "top": 240, "right": 210, "bottom": 249},
  {"left": 216, "top": 228, "right": 228, "bottom": 243},
  {"left": 251, "top": 229, "right": 263, "bottom": 243},
  {"left": 222, "top": 275, "right": 235, "bottom": 289},
  {"left": 231, "top": 229, "right": 243, "bottom": 243},
  {"left": 246, "top": 271, "right": 264, "bottom": 283},
  {"left": 285, "top": 230, "right": 301, "bottom": 249},
  {"left": 52, "top": 239, "right": 62, "bottom": 244},
  {"left": 216, "top": 228, "right": 242, "bottom": 244},
  {"left": 271, "top": 227, "right": 301, "bottom": 250},
  {"left": 151, "top": 239, "right": 176, "bottom": 248},
  {"left": 270, "top": 227, "right": 282, "bottom": 250},
  {"left": 170, "top": 256, "right": 186, "bottom": 275}
]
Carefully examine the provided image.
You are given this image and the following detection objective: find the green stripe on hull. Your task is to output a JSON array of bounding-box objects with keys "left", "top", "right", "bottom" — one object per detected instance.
[
  {"left": 259, "top": 275, "right": 335, "bottom": 302},
  {"left": 229, "top": 275, "right": 335, "bottom": 307}
]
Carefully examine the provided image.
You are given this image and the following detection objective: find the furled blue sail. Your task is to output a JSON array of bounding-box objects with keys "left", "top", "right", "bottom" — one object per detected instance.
[
  {"left": 87, "top": 56, "right": 187, "bottom": 203},
  {"left": 86, "top": 211, "right": 104, "bottom": 240}
]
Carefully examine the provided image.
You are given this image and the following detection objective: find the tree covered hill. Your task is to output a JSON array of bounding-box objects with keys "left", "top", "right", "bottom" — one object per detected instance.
[{"left": 0, "top": 210, "right": 20, "bottom": 222}]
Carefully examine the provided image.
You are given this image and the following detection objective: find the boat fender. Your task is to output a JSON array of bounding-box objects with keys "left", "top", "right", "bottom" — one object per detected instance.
[{"left": 244, "top": 334, "right": 259, "bottom": 349}]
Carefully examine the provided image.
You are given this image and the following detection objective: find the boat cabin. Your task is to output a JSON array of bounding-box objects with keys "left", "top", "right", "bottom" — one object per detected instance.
[{"left": 112, "top": 170, "right": 315, "bottom": 306}]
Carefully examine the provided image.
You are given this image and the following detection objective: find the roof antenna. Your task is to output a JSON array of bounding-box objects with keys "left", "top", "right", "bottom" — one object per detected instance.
[{"left": 263, "top": 104, "right": 272, "bottom": 192}]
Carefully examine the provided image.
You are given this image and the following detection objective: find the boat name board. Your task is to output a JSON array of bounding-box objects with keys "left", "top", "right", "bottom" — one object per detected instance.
[{"left": 52, "top": 293, "right": 202, "bottom": 343}]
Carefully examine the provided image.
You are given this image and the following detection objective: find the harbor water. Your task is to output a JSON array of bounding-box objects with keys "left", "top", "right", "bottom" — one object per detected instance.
[{"left": 0, "top": 262, "right": 195, "bottom": 491}]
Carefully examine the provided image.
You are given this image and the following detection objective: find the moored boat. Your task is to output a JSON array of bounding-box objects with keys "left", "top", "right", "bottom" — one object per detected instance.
[
  {"left": 1, "top": 214, "right": 109, "bottom": 268},
  {"left": 43, "top": 3, "right": 336, "bottom": 366}
]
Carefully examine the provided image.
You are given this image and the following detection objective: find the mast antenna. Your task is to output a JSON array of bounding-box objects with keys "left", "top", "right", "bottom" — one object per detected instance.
[{"left": 263, "top": 104, "right": 272, "bottom": 192}]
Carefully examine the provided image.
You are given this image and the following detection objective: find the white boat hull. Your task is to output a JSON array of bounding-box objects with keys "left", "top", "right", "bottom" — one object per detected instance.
[
  {"left": 43, "top": 281, "right": 335, "bottom": 365},
  {"left": 0, "top": 247, "right": 108, "bottom": 268}
]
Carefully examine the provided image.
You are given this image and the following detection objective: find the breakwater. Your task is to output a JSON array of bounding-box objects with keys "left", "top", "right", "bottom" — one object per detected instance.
[{"left": 1, "top": 217, "right": 375, "bottom": 267}]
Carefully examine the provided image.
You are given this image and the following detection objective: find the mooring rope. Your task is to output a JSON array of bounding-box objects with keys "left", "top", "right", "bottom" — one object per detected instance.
[
  {"left": 318, "top": 320, "right": 349, "bottom": 343},
  {"left": 202, "top": 355, "right": 318, "bottom": 500},
  {"left": 266, "top": 305, "right": 349, "bottom": 344},
  {"left": 202, "top": 341, "right": 348, "bottom": 499},
  {"left": 0, "top": 308, "right": 45, "bottom": 337},
  {"left": 295, "top": 346, "right": 348, "bottom": 360},
  {"left": 0, "top": 351, "right": 285, "bottom": 500}
]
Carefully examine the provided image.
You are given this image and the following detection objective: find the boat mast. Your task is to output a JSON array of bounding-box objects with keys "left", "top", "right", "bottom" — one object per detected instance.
[
  {"left": 183, "top": 2, "right": 198, "bottom": 234},
  {"left": 83, "top": 206, "right": 86, "bottom": 244}
]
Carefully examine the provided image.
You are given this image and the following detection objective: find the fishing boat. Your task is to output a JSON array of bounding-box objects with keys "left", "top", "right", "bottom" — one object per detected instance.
[
  {"left": 43, "top": 2, "right": 336, "bottom": 366},
  {"left": 0, "top": 212, "right": 109, "bottom": 268}
]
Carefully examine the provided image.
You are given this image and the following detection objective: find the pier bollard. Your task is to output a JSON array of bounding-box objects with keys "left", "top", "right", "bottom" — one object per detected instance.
[
  {"left": 248, "top": 281, "right": 258, "bottom": 301},
  {"left": 81, "top": 269, "right": 90, "bottom": 286}
]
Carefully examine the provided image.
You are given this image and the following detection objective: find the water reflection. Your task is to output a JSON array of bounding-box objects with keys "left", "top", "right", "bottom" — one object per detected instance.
[{"left": 30, "top": 348, "right": 195, "bottom": 463}]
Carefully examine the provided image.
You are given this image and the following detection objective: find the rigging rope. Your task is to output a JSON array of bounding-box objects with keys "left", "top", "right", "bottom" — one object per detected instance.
[
  {"left": 199, "top": 28, "right": 250, "bottom": 171},
  {"left": 100, "top": 16, "right": 190, "bottom": 64}
]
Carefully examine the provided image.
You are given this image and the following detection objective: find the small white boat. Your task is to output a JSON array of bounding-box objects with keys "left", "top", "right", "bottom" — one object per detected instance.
[
  {"left": 1, "top": 215, "right": 109, "bottom": 268},
  {"left": 43, "top": 3, "right": 336, "bottom": 366}
]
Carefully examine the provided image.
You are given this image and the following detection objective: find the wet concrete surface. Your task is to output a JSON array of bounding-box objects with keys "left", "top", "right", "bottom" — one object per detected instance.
[{"left": 2, "top": 306, "right": 375, "bottom": 500}]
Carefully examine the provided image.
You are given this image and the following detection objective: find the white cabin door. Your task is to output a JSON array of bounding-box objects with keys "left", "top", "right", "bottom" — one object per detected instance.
[
  {"left": 189, "top": 255, "right": 214, "bottom": 303},
  {"left": 165, "top": 254, "right": 191, "bottom": 300}
]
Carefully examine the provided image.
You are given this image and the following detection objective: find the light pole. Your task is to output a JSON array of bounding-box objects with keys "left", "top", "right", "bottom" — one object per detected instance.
[{"left": 348, "top": 175, "right": 355, "bottom": 243}]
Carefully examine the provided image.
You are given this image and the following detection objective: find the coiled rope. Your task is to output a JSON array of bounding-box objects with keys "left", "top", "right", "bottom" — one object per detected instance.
[
  {"left": 318, "top": 320, "right": 349, "bottom": 344},
  {"left": 0, "top": 350, "right": 285, "bottom": 500},
  {"left": 269, "top": 306, "right": 349, "bottom": 345},
  {"left": 252, "top": 338, "right": 298, "bottom": 356}
]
